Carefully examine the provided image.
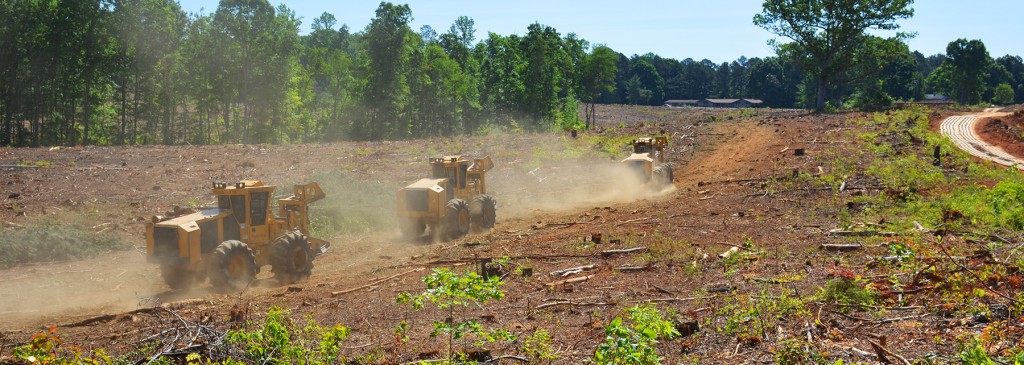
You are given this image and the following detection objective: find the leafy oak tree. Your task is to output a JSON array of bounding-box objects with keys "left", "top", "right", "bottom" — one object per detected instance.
[
  {"left": 945, "top": 38, "right": 990, "bottom": 105},
  {"left": 753, "top": 0, "right": 915, "bottom": 111}
]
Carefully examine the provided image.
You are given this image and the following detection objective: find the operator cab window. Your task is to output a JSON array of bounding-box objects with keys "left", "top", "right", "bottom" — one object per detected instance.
[
  {"left": 250, "top": 191, "right": 269, "bottom": 226},
  {"left": 447, "top": 166, "right": 456, "bottom": 183},
  {"left": 231, "top": 195, "right": 247, "bottom": 224},
  {"left": 432, "top": 163, "right": 446, "bottom": 179},
  {"left": 459, "top": 164, "right": 468, "bottom": 189}
]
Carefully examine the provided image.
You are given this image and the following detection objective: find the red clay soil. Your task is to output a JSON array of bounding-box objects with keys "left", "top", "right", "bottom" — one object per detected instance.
[{"left": 976, "top": 110, "right": 1024, "bottom": 157}]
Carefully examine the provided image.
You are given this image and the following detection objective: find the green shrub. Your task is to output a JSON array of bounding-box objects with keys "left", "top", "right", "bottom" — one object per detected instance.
[
  {"left": 397, "top": 268, "right": 514, "bottom": 362},
  {"left": 817, "top": 268, "right": 877, "bottom": 309},
  {"left": 11, "top": 326, "right": 115, "bottom": 364},
  {"left": 226, "top": 306, "right": 350, "bottom": 365},
  {"left": 720, "top": 288, "right": 808, "bottom": 338},
  {"left": 593, "top": 304, "right": 680, "bottom": 365}
]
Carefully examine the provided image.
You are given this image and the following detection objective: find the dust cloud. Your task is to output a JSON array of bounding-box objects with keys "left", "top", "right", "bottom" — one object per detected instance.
[
  {"left": 490, "top": 158, "right": 675, "bottom": 220},
  {"left": 0, "top": 140, "right": 676, "bottom": 329},
  {"left": 0, "top": 249, "right": 162, "bottom": 330}
]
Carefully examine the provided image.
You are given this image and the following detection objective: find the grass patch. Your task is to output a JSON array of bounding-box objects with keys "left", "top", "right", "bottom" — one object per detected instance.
[
  {"left": 0, "top": 222, "right": 132, "bottom": 268},
  {"left": 305, "top": 171, "right": 397, "bottom": 237}
]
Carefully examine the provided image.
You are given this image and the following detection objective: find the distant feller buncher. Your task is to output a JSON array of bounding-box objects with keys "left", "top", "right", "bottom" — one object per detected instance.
[{"left": 622, "top": 136, "right": 674, "bottom": 188}]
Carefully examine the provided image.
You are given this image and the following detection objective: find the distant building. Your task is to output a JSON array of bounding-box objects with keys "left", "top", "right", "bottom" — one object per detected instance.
[
  {"left": 664, "top": 100, "right": 698, "bottom": 107},
  {"left": 693, "top": 98, "right": 763, "bottom": 108},
  {"left": 894, "top": 94, "right": 955, "bottom": 108}
]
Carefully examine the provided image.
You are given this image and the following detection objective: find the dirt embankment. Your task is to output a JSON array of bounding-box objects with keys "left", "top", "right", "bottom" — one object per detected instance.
[{"left": 976, "top": 110, "right": 1024, "bottom": 157}]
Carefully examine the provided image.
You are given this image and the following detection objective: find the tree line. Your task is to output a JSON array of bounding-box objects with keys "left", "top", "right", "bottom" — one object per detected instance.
[{"left": 1, "top": 0, "right": 1021, "bottom": 147}]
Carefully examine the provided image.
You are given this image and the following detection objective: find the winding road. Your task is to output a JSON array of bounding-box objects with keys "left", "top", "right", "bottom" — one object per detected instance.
[{"left": 939, "top": 108, "right": 1022, "bottom": 167}]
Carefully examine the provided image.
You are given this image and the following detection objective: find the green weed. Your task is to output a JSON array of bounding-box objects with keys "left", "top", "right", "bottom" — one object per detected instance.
[
  {"left": 816, "top": 267, "right": 878, "bottom": 309},
  {"left": 522, "top": 329, "right": 559, "bottom": 364},
  {"left": 397, "top": 268, "right": 514, "bottom": 362},
  {"left": 225, "top": 306, "right": 349, "bottom": 364},
  {"left": 719, "top": 288, "right": 808, "bottom": 340},
  {"left": 11, "top": 326, "right": 115, "bottom": 364},
  {"left": 593, "top": 304, "right": 679, "bottom": 365}
]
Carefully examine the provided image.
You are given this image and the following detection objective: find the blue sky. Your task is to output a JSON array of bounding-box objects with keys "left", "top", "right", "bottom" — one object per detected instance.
[{"left": 177, "top": 0, "right": 1023, "bottom": 63}]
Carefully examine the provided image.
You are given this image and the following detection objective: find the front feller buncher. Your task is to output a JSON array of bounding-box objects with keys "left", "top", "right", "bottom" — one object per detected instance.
[
  {"left": 397, "top": 156, "right": 495, "bottom": 241},
  {"left": 146, "top": 180, "right": 330, "bottom": 291}
]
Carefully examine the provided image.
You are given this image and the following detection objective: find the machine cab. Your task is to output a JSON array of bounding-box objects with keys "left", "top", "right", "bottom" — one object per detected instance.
[
  {"left": 430, "top": 156, "right": 470, "bottom": 191},
  {"left": 213, "top": 180, "right": 275, "bottom": 245},
  {"left": 631, "top": 137, "right": 666, "bottom": 163}
]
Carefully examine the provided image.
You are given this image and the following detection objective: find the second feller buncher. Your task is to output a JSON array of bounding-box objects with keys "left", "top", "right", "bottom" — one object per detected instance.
[{"left": 396, "top": 155, "right": 496, "bottom": 240}]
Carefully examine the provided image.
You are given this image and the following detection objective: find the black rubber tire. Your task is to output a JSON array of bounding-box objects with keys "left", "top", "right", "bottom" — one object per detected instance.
[
  {"left": 443, "top": 199, "right": 470, "bottom": 239},
  {"left": 270, "top": 231, "right": 313, "bottom": 285},
  {"left": 208, "top": 240, "right": 257, "bottom": 292},
  {"left": 160, "top": 263, "right": 196, "bottom": 290},
  {"left": 653, "top": 166, "right": 673, "bottom": 187},
  {"left": 400, "top": 218, "right": 426, "bottom": 238},
  {"left": 470, "top": 195, "right": 497, "bottom": 231}
]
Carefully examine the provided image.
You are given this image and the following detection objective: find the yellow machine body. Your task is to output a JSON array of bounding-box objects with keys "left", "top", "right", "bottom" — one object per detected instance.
[{"left": 146, "top": 180, "right": 328, "bottom": 271}]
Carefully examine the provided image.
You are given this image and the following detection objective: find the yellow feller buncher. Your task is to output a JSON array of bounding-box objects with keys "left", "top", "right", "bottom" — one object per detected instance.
[
  {"left": 622, "top": 136, "right": 673, "bottom": 187},
  {"left": 396, "top": 156, "right": 496, "bottom": 240},
  {"left": 146, "top": 180, "right": 330, "bottom": 291}
]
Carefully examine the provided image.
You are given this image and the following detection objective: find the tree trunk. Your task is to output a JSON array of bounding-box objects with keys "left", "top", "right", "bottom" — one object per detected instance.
[{"left": 815, "top": 76, "right": 827, "bottom": 112}]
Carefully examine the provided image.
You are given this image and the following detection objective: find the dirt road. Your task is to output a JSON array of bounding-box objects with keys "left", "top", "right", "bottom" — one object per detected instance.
[{"left": 939, "top": 108, "right": 1021, "bottom": 167}]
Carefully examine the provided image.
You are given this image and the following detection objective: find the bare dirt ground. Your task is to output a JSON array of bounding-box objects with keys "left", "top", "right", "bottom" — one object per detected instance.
[
  {"left": 977, "top": 109, "right": 1024, "bottom": 157},
  {"left": 3, "top": 105, "right": 1005, "bottom": 363}
]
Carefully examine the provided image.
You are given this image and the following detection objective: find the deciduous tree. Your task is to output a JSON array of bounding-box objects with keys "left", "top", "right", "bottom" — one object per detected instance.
[{"left": 754, "top": 0, "right": 914, "bottom": 111}]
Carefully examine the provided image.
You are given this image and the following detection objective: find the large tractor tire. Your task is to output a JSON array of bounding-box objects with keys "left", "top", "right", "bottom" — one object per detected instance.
[
  {"left": 160, "top": 263, "right": 197, "bottom": 290},
  {"left": 470, "top": 195, "right": 497, "bottom": 232},
  {"left": 443, "top": 199, "right": 470, "bottom": 240},
  {"left": 400, "top": 218, "right": 426, "bottom": 239},
  {"left": 270, "top": 231, "right": 313, "bottom": 285},
  {"left": 653, "top": 166, "right": 673, "bottom": 188},
  {"left": 208, "top": 240, "right": 257, "bottom": 292}
]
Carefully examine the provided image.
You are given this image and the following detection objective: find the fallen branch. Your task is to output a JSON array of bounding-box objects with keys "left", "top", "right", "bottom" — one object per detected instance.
[
  {"left": 63, "top": 307, "right": 161, "bottom": 328},
  {"left": 331, "top": 267, "right": 426, "bottom": 297},
  {"left": 934, "top": 238, "right": 1021, "bottom": 305},
  {"left": 601, "top": 247, "right": 647, "bottom": 256},
  {"left": 820, "top": 243, "right": 863, "bottom": 252},
  {"left": 786, "top": 139, "right": 851, "bottom": 143},
  {"left": 550, "top": 264, "right": 597, "bottom": 277},
  {"left": 877, "top": 313, "right": 930, "bottom": 324},
  {"left": 616, "top": 217, "right": 656, "bottom": 226},
  {"left": 631, "top": 295, "right": 714, "bottom": 303},
  {"left": 545, "top": 274, "right": 594, "bottom": 287},
  {"left": 827, "top": 229, "right": 896, "bottom": 237},
  {"left": 544, "top": 221, "right": 592, "bottom": 228},
  {"left": 868, "top": 339, "right": 911, "bottom": 365},
  {"left": 484, "top": 355, "right": 529, "bottom": 363},
  {"left": 711, "top": 241, "right": 758, "bottom": 252},
  {"left": 534, "top": 300, "right": 612, "bottom": 310},
  {"left": 653, "top": 285, "right": 675, "bottom": 295},
  {"left": 615, "top": 265, "right": 649, "bottom": 272}
]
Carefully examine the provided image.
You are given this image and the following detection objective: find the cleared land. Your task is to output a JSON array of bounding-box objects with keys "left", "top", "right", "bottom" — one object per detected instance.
[{"left": 2, "top": 105, "right": 1023, "bottom": 364}]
